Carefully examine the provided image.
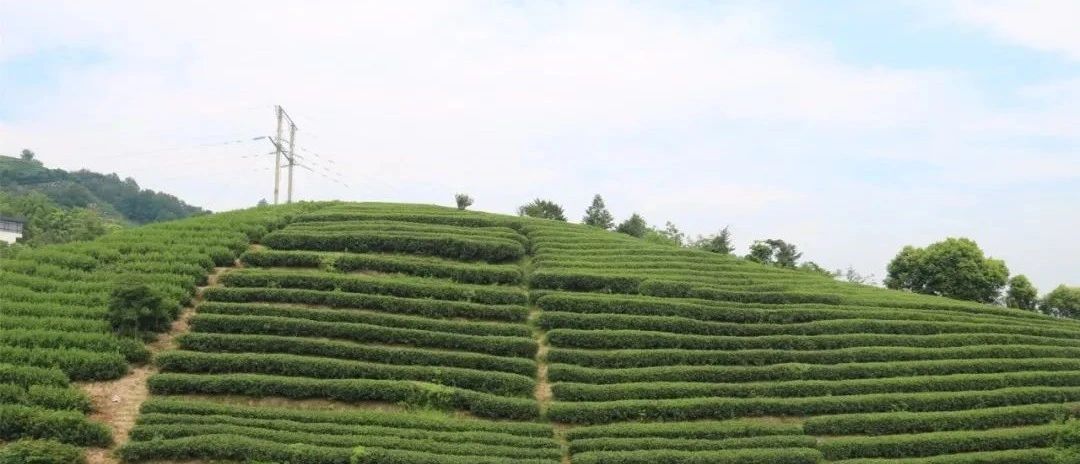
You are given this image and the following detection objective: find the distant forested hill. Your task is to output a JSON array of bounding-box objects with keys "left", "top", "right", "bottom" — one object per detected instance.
[{"left": 0, "top": 151, "right": 208, "bottom": 246}]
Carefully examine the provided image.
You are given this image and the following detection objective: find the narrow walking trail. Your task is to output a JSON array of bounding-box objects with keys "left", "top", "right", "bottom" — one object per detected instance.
[{"left": 79, "top": 267, "right": 230, "bottom": 464}]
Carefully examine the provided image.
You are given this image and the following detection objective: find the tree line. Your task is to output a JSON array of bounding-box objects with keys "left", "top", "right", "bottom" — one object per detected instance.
[{"left": 456, "top": 193, "right": 1079, "bottom": 318}]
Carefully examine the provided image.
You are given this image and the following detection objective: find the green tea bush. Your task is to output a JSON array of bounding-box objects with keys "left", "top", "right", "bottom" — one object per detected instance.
[
  {"left": 203, "top": 287, "right": 528, "bottom": 321},
  {"left": 553, "top": 371, "right": 1080, "bottom": 401},
  {"left": 546, "top": 386, "right": 1080, "bottom": 423},
  {"left": 547, "top": 345, "right": 1080, "bottom": 369},
  {"left": 106, "top": 282, "right": 170, "bottom": 337},
  {"left": 570, "top": 448, "right": 823, "bottom": 464},
  {"left": 136, "top": 413, "right": 557, "bottom": 448},
  {"left": 819, "top": 424, "right": 1062, "bottom": 460},
  {"left": 198, "top": 302, "right": 531, "bottom": 337},
  {"left": 177, "top": 333, "right": 536, "bottom": 376},
  {"left": 127, "top": 423, "right": 561, "bottom": 459},
  {"left": 156, "top": 350, "right": 536, "bottom": 396},
  {"left": 568, "top": 435, "right": 817, "bottom": 453},
  {"left": 262, "top": 230, "right": 525, "bottom": 263},
  {"left": 0, "top": 440, "right": 85, "bottom": 464},
  {"left": 139, "top": 397, "right": 552, "bottom": 436},
  {"left": 804, "top": 403, "right": 1074, "bottom": 436},
  {"left": 219, "top": 269, "right": 527, "bottom": 305},
  {"left": 0, "top": 404, "right": 111, "bottom": 446},
  {"left": 190, "top": 314, "right": 537, "bottom": 357},
  {"left": 147, "top": 373, "right": 540, "bottom": 419}
]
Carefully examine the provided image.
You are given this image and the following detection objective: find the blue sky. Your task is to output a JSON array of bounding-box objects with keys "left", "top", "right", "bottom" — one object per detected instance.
[{"left": 0, "top": 0, "right": 1077, "bottom": 292}]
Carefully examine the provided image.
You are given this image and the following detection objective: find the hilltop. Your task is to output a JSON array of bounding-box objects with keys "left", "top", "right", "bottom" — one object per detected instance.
[{"left": 2, "top": 202, "right": 1080, "bottom": 464}]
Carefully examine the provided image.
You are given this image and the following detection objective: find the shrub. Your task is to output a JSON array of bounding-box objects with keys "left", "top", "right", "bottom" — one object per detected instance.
[
  {"left": 454, "top": 194, "right": 473, "bottom": 211},
  {"left": 190, "top": 314, "right": 537, "bottom": 358},
  {"left": 155, "top": 350, "right": 536, "bottom": 397},
  {"left": 203, "top": 287, "right": 528, "bottom": 321},
  {"left": 0, "top": 404, "right": 112, "bottom": 446},
  {"left": 818, "top": 424, "right": 1062, "bottom": 460},
  {"left": 572, "top": 448, "right": 822, "bottom": 464},
  {"left": 803, "top": 403, "right": 1074, "bottom": 436},
  {"left": 177, "top": 333, "right": 536, "bottom": 376},
  {"left": 0, "top": 440, "right": 85, "bottom": 464},
  {"left": 147, "top": 373, "right": 540, "bottom": 420},
  {"left": 107, "top": 282, "right": 170, "bottom": 336}
]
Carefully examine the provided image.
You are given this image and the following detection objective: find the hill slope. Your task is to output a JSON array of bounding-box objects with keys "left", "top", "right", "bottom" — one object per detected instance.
[
  {"left": 3, "top": 202, "right": 1080, "bottom": 463},
  {"left": 0, "top": 155, "right": 208, "bottom": 224}
]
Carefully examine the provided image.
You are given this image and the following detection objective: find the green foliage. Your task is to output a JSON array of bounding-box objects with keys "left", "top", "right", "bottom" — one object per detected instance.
[
  {"left": 803, "top": 403, "right": 1074, "bottom": 436},
  {"left": 1007, "top": 275, "right": 1040, "bottom": 310},
  {"left": 0, "top": 404, "right": 112, "bottom": 446},
  {"left": 819, "top": 424, "right": 1062, "bottom": 460},
  {"left": 582, "top": 195, "right": 614, "bottom": 229},
  {"left": 203, "top": 287, "right": 529, "bottom": 321},
  {"left": 107, "top": 283, "right": 169, "bottom": 337},
  {"left": 517, "top": 198, "right": 566, "bottom": 221},
  {"left": 148, "top": 373, "right": 539, "bottom": 420},
  {"left": 643, "top": 221, "right": 685, "bottom": 246},
  {"left": 571, "top": 448, "right": 823, "bottom": 464},
  {"left": 690, "top": 226, "right": 734, "bottom": 254},
  {"left": 454, "top": 193, "right": 474, "bottom": 210},
  {"left": 1042, "top": 285, "right": 1080, "bottom": 318},
  {"left": 155, "top": 350, "right": 536, "bottom": 396},
  {"left": 885, "top": 237, "right": 1009, "bottom": 303},
  {"left": 261, "top": 230, "right": 525, "bottom": 263},
  {"left": 615, "top": 213, "right": 647, "bottom": 238},
  {"left": 0, "top": 440, "right": 85, "bottom": 464},
  {"left": 0, "top": 191, "right": 118, "bottom": 246},
  {"left": 0, "top": 154, "right": 206, "bottom": 225},
  {"left": 219, "top": 268, "right": 527, "bottom": 305},
  {"left": 746, "top": 239, "right": 802, "bottom": 268},
  {"left": 798, "top": 261, "right": 834, "bottom": 277},
  {"left": 178, "top": 333, "right": 537, "bottom": 376},
  {"left": 190, "top": 313, "right": 538, "bottom": 357}
]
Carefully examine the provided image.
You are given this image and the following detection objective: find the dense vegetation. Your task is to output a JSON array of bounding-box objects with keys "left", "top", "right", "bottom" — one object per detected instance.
[
  {"left": 5, "top": 201, "right": 1080, "bottom": 463},
  {"left": 0, "top": 154, "right": 208, "bottom": 246}
]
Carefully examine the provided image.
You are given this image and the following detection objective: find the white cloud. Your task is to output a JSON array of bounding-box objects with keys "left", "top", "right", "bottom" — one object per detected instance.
[{"left": 945, "top": 0, "right": 1080, "bottom": 60}]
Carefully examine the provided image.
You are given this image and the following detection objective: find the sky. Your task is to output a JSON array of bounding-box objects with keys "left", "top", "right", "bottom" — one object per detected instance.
[{"left": 0, "top": 0, "right": 1077, "bottom": 292}]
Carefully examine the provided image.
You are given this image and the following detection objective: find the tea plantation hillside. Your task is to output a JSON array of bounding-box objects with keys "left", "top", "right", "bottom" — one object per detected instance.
[{"left": 5, "top": 202, "right": 1080, "bottom": 463}]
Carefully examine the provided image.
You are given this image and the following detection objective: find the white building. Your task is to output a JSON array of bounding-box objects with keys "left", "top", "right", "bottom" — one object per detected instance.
[{"left": 0, "top": 216, "right": 25, "bottom": 244}]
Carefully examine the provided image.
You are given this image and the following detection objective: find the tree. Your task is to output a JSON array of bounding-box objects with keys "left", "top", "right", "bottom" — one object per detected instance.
[
  {"left": 256, "top": 198, "right": 269, "bottom": 207},
  {"left": 644, "top": 221, "right": 685, "bottom": 246},
  {"left": 107, "top": 283, "right": 169, "bottom": 337},
  {"left": 799, "top": 261, "right": 834, "bottom": 277},
  {"left": 837, "top": 266, "right": 876, "bottom": 286},
  {"left": 746, "top": 239, "right": 802, "bottom": 268},
  {"left": 1005, "top": 275, "right": 1039, "bottom": 310},
  {"left": 691, "top": 226, "right": 734, "bottom": 254},
  {"left": 19, "top": 149, "right": 35, "bottom": 161},
  {"left": 884, "top": 237, "right": 1008, "bottom": 303},
  {"left": 769, "top": 239, "right": 802, "bottom": 268},
  {"left": 1041, "top": 285, "right": 1080, "bottom": 319},
  {"left": 747, "top": 241, "right": 773, "bottom": 264},
  {"left": 582, "top": 194, "right": 614, "bottom": 229},
  {"left": 615, "top": 213, "right": 648, "bottom": 238},
  {"left": 517, "top": 198, "right": 566, "bottom": 221},
  {"left": 454, "top": 193, "right": 474, "bottom": 211}
]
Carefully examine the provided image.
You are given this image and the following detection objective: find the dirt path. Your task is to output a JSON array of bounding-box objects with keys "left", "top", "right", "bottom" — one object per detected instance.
[{"left": 79, "top": 267, "right": 229, "bottom": 464}]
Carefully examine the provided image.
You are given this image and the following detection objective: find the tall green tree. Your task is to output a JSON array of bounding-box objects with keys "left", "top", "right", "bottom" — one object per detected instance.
[
  {"left": 517, "top": 198, "right": 566, "bottom": 221},
  {"left": 582, "top": 194, "right": 614, "bottom": 229},
  {"left": 1005, "top": 275, "right": 1039, "bottom": 310},
  {"left": 691, "top": 226, "right": 734, "bottom": 255},
  {"left": 746, "top": 239, "right": 802, "bottom": 268},
  {"left": 1041, "top": 285, "right": 1080, "bottom": 319},
  {"left": 644, "top": 221, "right": 685, "bottom": 246},
  {"left": 454, "top": 193, "right": 474, "bottom": 211},
  {"left": 615, "top": 213, "right": 648, "bottom": 238},
  {"left": 884, "top": 237, "right": 1008, "bottom": 304}
]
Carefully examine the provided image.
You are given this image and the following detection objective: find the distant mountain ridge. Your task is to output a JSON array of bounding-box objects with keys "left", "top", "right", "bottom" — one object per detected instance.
[{"left": 0, "top": 154, "right": 208, "bottom": 224}]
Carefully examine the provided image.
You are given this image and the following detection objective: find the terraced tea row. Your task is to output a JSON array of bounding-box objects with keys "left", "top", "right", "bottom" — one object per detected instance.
[{"left": 0, "top": 203, "right": 320, "bottom": 461}]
